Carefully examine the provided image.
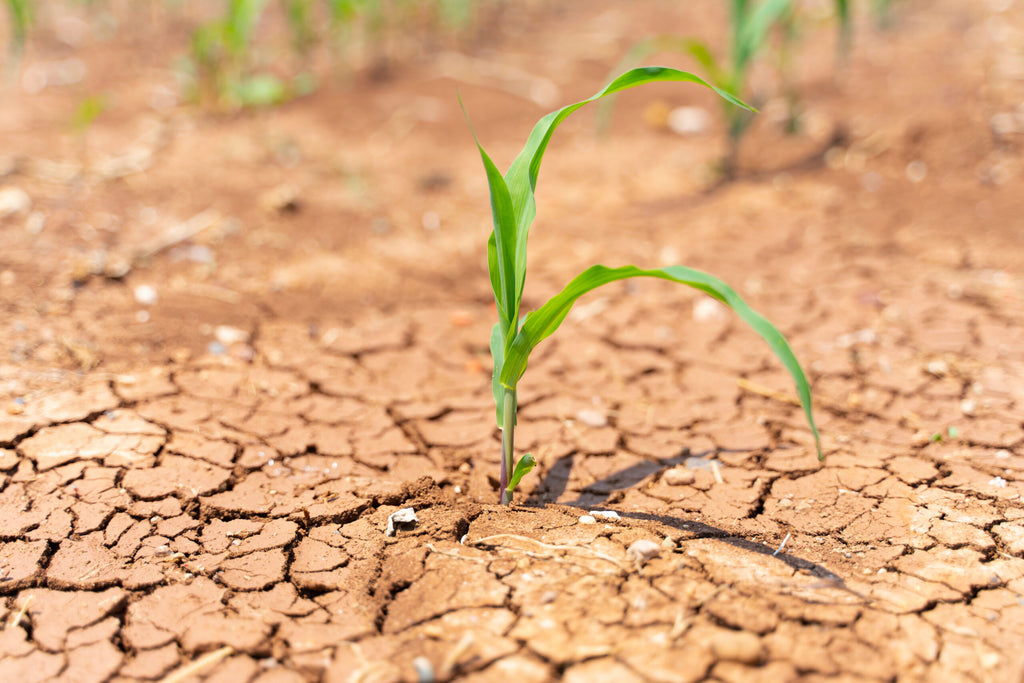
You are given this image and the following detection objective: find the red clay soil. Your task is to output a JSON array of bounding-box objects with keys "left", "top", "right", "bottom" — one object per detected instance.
[{"left": 1, "top": 0, "right": 1023, "bottom": 681}]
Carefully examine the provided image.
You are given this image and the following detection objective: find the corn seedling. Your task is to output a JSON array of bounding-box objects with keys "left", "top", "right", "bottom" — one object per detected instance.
[
  {"left": 870, "top": 0, "right": 900, "bottom": 28},
  {"left": 71, "top": 92, "right": 108, "bottom": 132},
  {"left": 464, "top": 67, "right": 822, "bottom": 505},
  {"left": 185, "top": 0, "right": 495, "bottom": 107},
  {"left": 188, "top": 0, "right": 318, "bottom": 108},
  {"left": 3, "top": 0, "right": 31, "bottom": 73},
  {"left": 601, "top": 0, "right": 852, "bottom": 178}
]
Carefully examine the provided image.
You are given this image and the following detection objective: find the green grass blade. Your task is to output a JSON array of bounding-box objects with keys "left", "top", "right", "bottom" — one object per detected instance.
[{"left": 500, "top": 264, "right": 822, "bottom": 459}]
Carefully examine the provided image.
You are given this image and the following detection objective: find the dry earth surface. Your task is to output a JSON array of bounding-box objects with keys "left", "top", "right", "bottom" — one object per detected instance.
[{"left": 1, "top": 0, "right": 1023, "bottom": 681}]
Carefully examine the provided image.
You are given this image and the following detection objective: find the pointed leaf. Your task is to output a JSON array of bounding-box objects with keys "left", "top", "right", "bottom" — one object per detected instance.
[
  {"left": 500, "top": 264, "right": 821, "bottom": 459},
  {"left": 735, "top": 0, "right": 794, "bottom": 70},
  {"left": 501, "top": 66, "right": 754, "bottom": 314},
  {"left": 460, "top": 95, "right": 519, "bottom": 334},
  {"left": 506, "top": 454, "right": 536, "bottom": 494}
]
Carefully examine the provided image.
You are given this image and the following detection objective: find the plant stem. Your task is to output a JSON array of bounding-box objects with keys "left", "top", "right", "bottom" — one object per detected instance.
[{"left": 499, "top": 387, "right": 516, "bottom": 505}]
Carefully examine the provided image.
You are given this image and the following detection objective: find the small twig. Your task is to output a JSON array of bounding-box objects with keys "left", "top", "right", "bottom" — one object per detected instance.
[
  {"left": 736, "top": 378, "right": 801, "bottom": 406},
  {"left": 440, "top": 632, "right": 475, "bottom": 678},
  {"left": 159, "top": 646, "right": 233, "bottom": 683},
  {"left": 341, "top": 642, "right": 396, "bottom": 683},
  {"left": 77, "top": 562, "right": 114, "bottom": 582},
  {"left": 136, "top": 208, "right": 222, "bottom": 262},
  {"left": 669, "top": 608, "right": 692, "bottom": 640},
  {"left": 469, "top": 534, "right": 629, "bottom": 572},
  {"left": 710, "top": 459, "right": 724, "bottom": 484},
  {"left": 6, "top": 595, "right": 34, "bottom": 630},
  {"left": 424, "top": 543, "right": 488, "bottom": 564},
  {"left": 773, "top": 533, "right": 792, "bottom": 557},
  {"left": 737, "top": 377, "right": 844, "bottom": 413}
]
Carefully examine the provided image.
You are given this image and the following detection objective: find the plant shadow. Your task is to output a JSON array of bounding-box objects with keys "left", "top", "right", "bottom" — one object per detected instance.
[{"left": 525, "top": 450, "right": 852, "bottom": 590}]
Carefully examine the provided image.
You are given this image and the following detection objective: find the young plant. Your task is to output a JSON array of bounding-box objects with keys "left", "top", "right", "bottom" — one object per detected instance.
[
  {"left": 3, "top": 0, "right": 31, "bottom": 74},
  {"left": 600, "top": 0, "right": 851, "bottom": 177},
  {"left": 188, "top": 0, "right": 315, "bottom": 108},
  {"left": 464, "top": 67, "right": 823, "bottom": 505}
]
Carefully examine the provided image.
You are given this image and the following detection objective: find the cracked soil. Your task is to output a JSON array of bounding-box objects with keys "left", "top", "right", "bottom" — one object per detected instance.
[{"left": 1, "top": 0, "right": 1023, "bottom": 681}]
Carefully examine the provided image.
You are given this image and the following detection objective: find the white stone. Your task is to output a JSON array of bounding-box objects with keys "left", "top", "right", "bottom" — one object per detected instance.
[
  {"left": 693, "top": 297, "right": 727, "bottom": 322},
  {"left": 663, "top": 467, "right": 696, "bottom": 486},
  {"left": 385, "top": 507, "right": 418, "bottom": 536},
  {"left": 576, "top": 409, "right": 607, "bottom": 428},
  {"left": 214, "top": 325, "right": 250, "bottom": 345},
  {"left": 667, "top": 106, "right": 711, "bottom": 135},
  {"left": 133, "top": 285, "right": 158, "bottom": 306},
  {"left": 578, "top": 515, "right": 596, "bottom": 525},
  {"left": 0, "top": 187, "right": 30, "bottom": 218},
  {"left": 627, "top": 539, "right": 661, "bottom": 565}
]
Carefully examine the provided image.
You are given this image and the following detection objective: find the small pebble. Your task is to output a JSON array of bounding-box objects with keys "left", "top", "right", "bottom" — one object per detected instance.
[
  {"left": 905, "top": 160, "right": 928, "bottom": 183},
  {"left": 627, "top": 539, "right": 661, "bottom": 565},
  {"left": 576, "top": 409, "right": 607, "bottom": 428},
  {"left": 421, "top": 211, "right": 441, "bottom": 231},
  {"left": 960, "top": 398, "right": 977, "bottom": 417},
  {"left": 663, "top": 467, "right": 696, "bottom": 486},
  {"left": 590, "top": 510, "right": 620, "bottom": 521},
  {"left": 133, "top": 284, "right": 158, "bottom": 306},
  {"left": 661, "top": 536, "right": 677, "bottom": 550},
  {"left": 693, "top": 297, "right": 727, "bottom": 322},
  {"left": 667, "top": 105, "right": 711, "bottom": 135},
  {"left": 385, "top": 508, "right": 419, "bottom": 537},
  {"left": 989, "top": 476, "right": 1008, "bottom": 488},
  {"left": 0, "top": 187, "right": 31, "bottom": 218},
  {"left": 578, "top": 515, "right": 596, "bottom": 525},
  {"left": 214, "top": 325, "right": 250, "bottom": 345}
]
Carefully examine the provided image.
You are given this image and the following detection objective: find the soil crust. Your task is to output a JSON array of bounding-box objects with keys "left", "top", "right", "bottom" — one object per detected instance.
[{"left": 1, "top": 0, "right": 1023, "bottom": 681}]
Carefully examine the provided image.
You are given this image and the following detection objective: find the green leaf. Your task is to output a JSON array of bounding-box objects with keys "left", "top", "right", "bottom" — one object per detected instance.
[
  {"left": 501, "top": 67, "right": 753, "bottom": 318},
  {"left": 5, "top": 0, "right": 31, "bottom": 57},
  {"left": 734, "top": 0, "right": 793, "bottom": 72},
  {"left": 594, "top": 39, "right": 729, "bottom": 135},
  {"left": 506, "top": 454, "right": 536, "bottom": 494},
  {"left": 231, "top": 74, "right": 287, "bottom": 107},
  {"left": 460, "top": 96, "right": 519, "bottom": 335},
  {"left": 71, "top": 93, "right": 108, "bottom": 133},
  {"left": 500, "top": 264, "right": 822, "bottom": 460},
  {"left": 225, "top": 0, "right": 270, "bottom": 56},
  {"left": 835, "top": 0, "right": 853, "bottom": 58}
]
